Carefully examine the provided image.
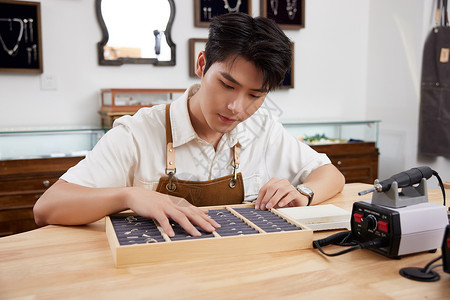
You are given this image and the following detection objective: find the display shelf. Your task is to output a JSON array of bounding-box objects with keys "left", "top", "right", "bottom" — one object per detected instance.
[
  {"left": 282, "top": 120, "right": 380, "bottom": 184},
  {"left": 281, "top": 120, "right": 380, "bottom": 145},
  {"left": 0, "top": 127, "right": 104, "bottom": 236},
  {"left": 99, "top": 88, "right": 186, "bottom": 128},
  {"left": 0, "top": 127, "right": 104, "bottom": 160}
]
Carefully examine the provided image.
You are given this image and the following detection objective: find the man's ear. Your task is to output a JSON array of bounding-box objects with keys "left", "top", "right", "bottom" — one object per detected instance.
[{"left": 195, "top": 51, "right": 206, "bottom": 78}]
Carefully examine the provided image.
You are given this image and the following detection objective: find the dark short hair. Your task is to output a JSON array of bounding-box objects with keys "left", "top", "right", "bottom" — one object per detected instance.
[{"left": 204, "top": 13, "right": 292, "bottom": 92}]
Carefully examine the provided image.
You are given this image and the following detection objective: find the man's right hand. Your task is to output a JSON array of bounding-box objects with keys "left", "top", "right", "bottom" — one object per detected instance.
[
  {"left": 125, "top": 187, "right": 221, "bottom": 237},
  {"left": 34, "top": 180, "right": 220, "bottom": 238}
]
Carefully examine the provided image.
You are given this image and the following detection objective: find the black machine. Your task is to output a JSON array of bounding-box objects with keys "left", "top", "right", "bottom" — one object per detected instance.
[{"left": 351, "top": 167, "right": 448, "bottom": 258}]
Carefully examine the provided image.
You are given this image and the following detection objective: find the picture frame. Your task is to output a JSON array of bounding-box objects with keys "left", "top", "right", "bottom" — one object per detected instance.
[
  {"left": 0, "top": 0, "right": 43, "bottom": 73},
  {"left": 194, "top": 0, "right": 252, "bottom": 28},
  {"left": 261, "top": 0, "right": 305, "bottom": 30},
  {"left": 189, "top": 38, "right": 207, "bottom": 77}
]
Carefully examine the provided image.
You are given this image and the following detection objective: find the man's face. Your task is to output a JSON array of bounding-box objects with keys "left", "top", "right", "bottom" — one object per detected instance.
[{"left": 195, "top": 53, "right": 268, "bottom": 136}]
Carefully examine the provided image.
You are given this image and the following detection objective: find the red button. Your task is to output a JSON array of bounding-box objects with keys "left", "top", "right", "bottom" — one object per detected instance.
[
  {"left": 378, "top": 220, "right": 388, "bottom": 232},
  {"left": 447, "top": 238, "right": 450, "bottom": 248},
  {"left": 353, "top": 213, "right": 363, "bottom": 223}
]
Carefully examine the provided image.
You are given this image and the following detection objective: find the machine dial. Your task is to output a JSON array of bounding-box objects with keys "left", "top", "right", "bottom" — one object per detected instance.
[{"left": 361, "top": 214, "right": 378, "bottom": 232}]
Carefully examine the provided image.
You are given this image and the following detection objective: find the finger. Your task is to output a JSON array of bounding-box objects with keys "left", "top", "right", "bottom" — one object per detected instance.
[
  {"left": 187, "top": 212, "right": 218, "bottom": 233},
  {"left": 198, "top": 207, "right": 221, "bottom": 228},
  {"left": 256, "top": 178, "right": 277, "bottom": 209},
  {"left": 169, "top": 209, "right": 202, "bottom": 237},
  {"left": 260, "top": 188, "right": 277, "bottom": 210},
  {"left": 275, "top": 190, "right": 298, "bottom": 208},
  {"left": 166, "top": 195, "right": 214, "bottom": 234},
  {"left": 153, "top": 214, "right": 175, "bottom": 237},
  {"left": 275, "top": 183, "right": 299, "bottom": 207},
  {"left": 180, "top": 206, "right": 221, "bottom": 229},
  {"left": 204, "top": 213, "right": 221, "bottom": 228},
  {"left": 265, "top": 180, "right": 295, "bottom": 209},
  {"left": 265, "top": 188, "right": 287, "bottom": 209},
  {"left": 199, "top": 207, "right": 210, "bottom": 214},
  {"left": 257, "top": 178, "right": 279, "bottom": 210},
  {"left": 255, "top": 188, "right": 265, "bottom": 210},
  {"left": 254, "top": 195, "right": 262, "bottom": 210}
]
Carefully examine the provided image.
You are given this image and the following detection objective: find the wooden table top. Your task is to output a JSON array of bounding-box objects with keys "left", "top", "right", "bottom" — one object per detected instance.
[{"left": 1, "top": 183, "right": 449, "bottom": 299}]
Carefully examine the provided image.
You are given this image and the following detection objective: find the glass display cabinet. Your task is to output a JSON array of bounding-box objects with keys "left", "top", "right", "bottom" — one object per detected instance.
[
  {"left": 0, "top": 128, "right": 105, "bottom": 236},
  {"left": 0, "top": 127, "right": 104, "bottom": 160},
  {"left": 282, "top": 120, "right": 380, "bottom": 184},
  {"left": 99, "top": 88, "right": 186, "bottom": 128}
]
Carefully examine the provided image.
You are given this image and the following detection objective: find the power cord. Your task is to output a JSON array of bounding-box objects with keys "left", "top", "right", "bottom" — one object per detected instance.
[
  {"left": 313, "top": 231, "right": 387, "bottom": 257},
  {"left": 432, "top": 169, "right": 446, "bottom": 207},
  {"left": 315, "top": 232, "right": 446, "bottom": 282}
]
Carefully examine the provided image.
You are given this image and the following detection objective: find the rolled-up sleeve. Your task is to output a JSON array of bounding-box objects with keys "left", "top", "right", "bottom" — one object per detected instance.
[
  {"left": 264, "top": 121, "right": 331, "bottom": 184},
  {"left": 60, "top": 124, "right": 137, "bottom": 188}
]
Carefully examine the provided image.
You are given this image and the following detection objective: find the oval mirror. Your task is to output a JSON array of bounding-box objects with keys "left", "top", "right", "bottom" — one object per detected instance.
[{"left": 95, "top": 0, "right": 176, "bottom": 66}]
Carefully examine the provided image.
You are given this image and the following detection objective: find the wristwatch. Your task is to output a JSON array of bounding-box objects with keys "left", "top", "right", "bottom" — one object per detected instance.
[{"left": 295, "top": 184, "right": 314, "bottom": 206}]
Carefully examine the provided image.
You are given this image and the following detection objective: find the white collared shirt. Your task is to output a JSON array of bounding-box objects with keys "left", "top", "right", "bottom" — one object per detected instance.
[{"left": 61, "top": 84, "right": 331, "bottom": 201}]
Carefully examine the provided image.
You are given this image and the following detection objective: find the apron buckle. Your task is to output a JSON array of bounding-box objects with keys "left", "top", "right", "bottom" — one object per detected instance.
[
  {"left": 166, "top": 171, "right": 177, "bottom": 192},
  {"left": 229, "top": 164, "right": 239, "bottom": 188}
]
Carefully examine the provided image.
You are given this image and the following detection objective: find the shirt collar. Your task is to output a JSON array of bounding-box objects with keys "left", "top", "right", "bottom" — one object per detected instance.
[
  {"left": 170, "top": 84, "right": 249, "bottom": 150},
  {"left": 170, "top": 85, "right": 199, "bottom": 148}
]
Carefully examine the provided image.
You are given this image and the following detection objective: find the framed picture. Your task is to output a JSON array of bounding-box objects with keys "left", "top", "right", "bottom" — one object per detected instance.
[
  {"left": 194, "top": 0, "right": 252, "bottom": 28},
  {"left": 0, "top": 0, "right": 43, "bottom": 73},
  {"left": 280, "top": 42, "right": 294, "bottom": 89},
  {"left": 189, "top": 38, "right": 207, "bottom": 77},
  {"left": 261, "top": 0, "right": 305, "bottom": 30}
]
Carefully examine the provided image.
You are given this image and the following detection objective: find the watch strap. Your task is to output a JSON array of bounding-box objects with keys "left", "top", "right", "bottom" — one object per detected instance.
[{"left": 296, "top": 184, "right": 314, "bottom": 206}]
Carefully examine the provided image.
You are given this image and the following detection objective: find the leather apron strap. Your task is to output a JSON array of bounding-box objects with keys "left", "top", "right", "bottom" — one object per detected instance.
[
  {"left": 165, "top": 104, "right": 176, "bottom": 176},
  {"left": 156, "top": 104, "right": 244, "bottom": 206}
]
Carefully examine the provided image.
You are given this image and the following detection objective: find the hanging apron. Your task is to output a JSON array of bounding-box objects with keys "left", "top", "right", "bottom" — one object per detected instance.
[
  {"left": 156, "top": 104, "right": 245, "bottom": 206},
  {"left": 418, "top": 0, "right": 450, "bottom": 157}
]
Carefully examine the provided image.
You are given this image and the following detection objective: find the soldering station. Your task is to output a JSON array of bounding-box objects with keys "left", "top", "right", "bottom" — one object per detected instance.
[{"left": 313, "top": 166, "right": 450, "bottom": 282}]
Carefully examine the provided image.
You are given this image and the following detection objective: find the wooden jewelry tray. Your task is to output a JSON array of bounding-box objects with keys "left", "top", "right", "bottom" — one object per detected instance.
[{"left": 105, "top": 203, "right": 313, "bottom": 267}]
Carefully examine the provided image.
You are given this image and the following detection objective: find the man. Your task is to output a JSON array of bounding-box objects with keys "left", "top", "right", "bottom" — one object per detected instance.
[{"left": 34, "top": 13, "right": 344, "bottom": 238}]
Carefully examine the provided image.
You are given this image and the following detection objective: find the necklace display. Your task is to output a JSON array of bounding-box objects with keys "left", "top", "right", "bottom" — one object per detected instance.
[
  {"left": 203, "top": 6, "right": 212, "bottom": 20},
  {"left": 271, "top": 0, "right": 279, "bottom": 16},
  {"left": 286, "top": 0, "right": 298, "bottom": 20},
  {"left": 22, "top": 18, "right": 34, "bottom": 43},
  {"left": 223, "top": 0, "right": 242, "bottom": 13},
  {"left": 201, "top": 0, "right": 242, "bottom": 22},
  {"left": 0, "top": 18, "right": 24, "bottom": 56}
]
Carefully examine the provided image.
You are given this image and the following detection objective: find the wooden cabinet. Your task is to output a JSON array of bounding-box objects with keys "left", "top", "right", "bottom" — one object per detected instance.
[
  {"left": 311, "top": 142, "right": 379, "bottom": 184},
  {"left": 282, "top": 120, "right": 380, "bottom": 184},
  {"left": 0, "top": 156, "right": 83, "bottom": 237}
]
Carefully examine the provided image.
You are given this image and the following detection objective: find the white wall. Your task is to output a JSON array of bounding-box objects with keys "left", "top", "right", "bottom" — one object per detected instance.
[
  {"left": 1, "top": 0, "right": 448, "bottom": 183},
  {"left": 366, "top": 0, "right": 450, "bottom": 185},
  {"left": 0, "top": 0, "right": 368, "bottom": 127}
]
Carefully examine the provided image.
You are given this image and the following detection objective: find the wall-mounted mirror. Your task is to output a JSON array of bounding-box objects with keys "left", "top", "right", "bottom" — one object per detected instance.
[{"left": 95, "top": 0, "right": 176, "bottom": 66}]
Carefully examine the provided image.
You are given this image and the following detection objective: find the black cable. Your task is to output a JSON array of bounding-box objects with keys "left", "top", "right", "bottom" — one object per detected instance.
[
  {"left": 426, "top": 264, "right": 443, "bottom": 273},
  {"left": 432, "top": 170, "right": 446, "bottom": 207},
  {"left": 422, "top": 255, "right": 442, "bottom": 273},
  {"left": 313, "top": 241, "right": 362, "bottom": 257},
  {"left": 312, "top": 231, "right": 356, "bottom": 248},
  {"left": 313, "top": 238, "right": 387, "bottom": 257}
]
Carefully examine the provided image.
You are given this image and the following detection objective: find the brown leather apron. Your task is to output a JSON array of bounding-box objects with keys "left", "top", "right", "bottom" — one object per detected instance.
[{"left": 156, "top": 104, "right": 244, "bottom": 206}]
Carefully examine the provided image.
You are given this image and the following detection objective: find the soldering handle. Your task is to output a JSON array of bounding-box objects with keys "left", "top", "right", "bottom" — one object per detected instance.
[{"left": 379, "top": 166, "right": 433, "bottom": 191}]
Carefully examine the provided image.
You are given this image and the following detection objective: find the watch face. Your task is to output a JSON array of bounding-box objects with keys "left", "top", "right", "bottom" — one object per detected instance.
[{"left": 297, "top": 185, "right": 313, "bottom": 196}]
